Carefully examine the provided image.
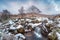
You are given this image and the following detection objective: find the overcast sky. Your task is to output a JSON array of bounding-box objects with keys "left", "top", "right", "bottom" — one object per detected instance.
[{"left": 0, "top": 0, "right": 60, "bottom": 15}]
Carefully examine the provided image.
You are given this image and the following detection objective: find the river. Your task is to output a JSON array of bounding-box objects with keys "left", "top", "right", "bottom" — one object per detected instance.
[{"left": 25, "top": 31, "right": 48, "bottom": 40}]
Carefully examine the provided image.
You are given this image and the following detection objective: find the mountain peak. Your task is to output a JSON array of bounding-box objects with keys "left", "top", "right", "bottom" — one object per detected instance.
[{"left": 27, "top": 5, "right": 41, "bottom": 13}]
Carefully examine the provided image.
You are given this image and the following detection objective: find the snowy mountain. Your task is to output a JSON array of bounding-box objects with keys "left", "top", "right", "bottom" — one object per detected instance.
[{"left": 27, "top": 5, "right": 41, "bottom": 13}]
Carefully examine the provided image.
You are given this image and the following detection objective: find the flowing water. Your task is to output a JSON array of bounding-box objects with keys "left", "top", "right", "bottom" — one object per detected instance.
[{"left": 25, "top": 31, "right": 48, "bottom": 40}]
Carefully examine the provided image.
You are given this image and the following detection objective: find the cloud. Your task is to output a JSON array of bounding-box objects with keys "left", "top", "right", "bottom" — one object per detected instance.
[
  {"left": 0, "top": 0, "right": 60, "bottom": 15},
  {"left": 47, "top": 0, "right": 60, "bottom": 14}
]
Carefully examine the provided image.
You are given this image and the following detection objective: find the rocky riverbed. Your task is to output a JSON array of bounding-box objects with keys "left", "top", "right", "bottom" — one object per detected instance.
[{"left": 0, "top": 17, "right": 60, "bottom": 40}]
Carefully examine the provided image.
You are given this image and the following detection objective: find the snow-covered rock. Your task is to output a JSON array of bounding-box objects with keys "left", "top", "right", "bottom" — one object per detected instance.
[
  {"left": 9, "top": 20, "right": 14, "bottom": 24},
  {"left": 16, "top": 19, "right": 18, "bottom": 21},
  {"left": 15, "top": 33, "right": 25, "bottom": 39},
  {"left": 42, "top": 17, "right": 49, "bottom": 21},
  {"left": 56, "top": 18, "right": 60, "bottom": 21},
  {"left": 56, "top": 32, "right": 60, "bottom": 40},
  {"left": 25, "top": 29, "right": 31, "bottom": 32},
  {"left": 10, "top": 25, "right": 16, "bottom": 30},
  {"left": 26, "top": 19, "right": 32, "bottom": 22},
  {"left": 0, "top": 32, "right": 3, "bottom": 40},
  {"left": 48, "top": 20, "right": 53, "bottom": 24},
  {"left": 36, "top": 17, "right": 42, "bottom": 21},
  {"left": 16, "top": 25, "right": 23, "bottom": 29},
  {"left": 57, "top": 24, "right": 60, "bottom": 27},
  {"left": 42, "top": 25, "right": 48, "bottom": 32},
  {"left": 2, "top": 33, "right": 17, "bottom": 40},
  {"left": 0, "top": 22, "right": 2, "bottom": 25},
  {"left": 28, "top": 23, "right": 41, "bottom": 28},
  {"left": 20, "top": 19, "right": 24, "bottom": 21}
]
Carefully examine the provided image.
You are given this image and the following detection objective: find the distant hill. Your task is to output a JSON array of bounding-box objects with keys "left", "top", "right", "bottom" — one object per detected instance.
[
  {"left": 10, "top": 12, "right": 54, "bottom": 19},
  {"left": 54, "top": 14, "right": 60, "bottom": 18}
]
